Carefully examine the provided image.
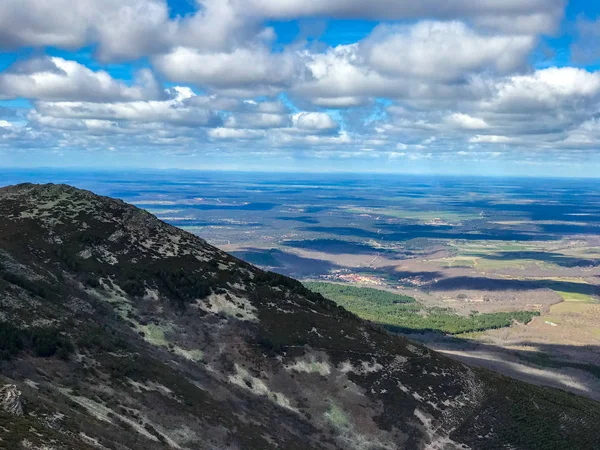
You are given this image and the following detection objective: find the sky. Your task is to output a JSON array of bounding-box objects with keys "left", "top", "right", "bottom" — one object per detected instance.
[{"left": 0, "top": 0, "right": 600, "bottom": 176}]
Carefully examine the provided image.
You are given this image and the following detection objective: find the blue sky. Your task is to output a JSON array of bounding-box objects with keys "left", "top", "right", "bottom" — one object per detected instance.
[{"left": 1, "top": 0, "right": 600, "bottom": 176}]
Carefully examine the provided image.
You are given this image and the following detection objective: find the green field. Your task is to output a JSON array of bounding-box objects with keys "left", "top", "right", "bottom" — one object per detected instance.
[
  {"left": 304, "top": 282, "right": 539, "bottom": 335},
  {"left": 554, "top": 290, "right": 597, "bottom": 303}
]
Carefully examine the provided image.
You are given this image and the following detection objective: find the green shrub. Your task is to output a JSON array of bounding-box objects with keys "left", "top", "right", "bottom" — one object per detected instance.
[
  {"left": 31, "top": 328, "right": 74, "bottom": 358},
  {"left": 0, "top": 325, "right": 73, "bottom": 359}
]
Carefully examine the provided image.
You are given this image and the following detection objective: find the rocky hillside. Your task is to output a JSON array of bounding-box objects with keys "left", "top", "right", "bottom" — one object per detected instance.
[{"left": 0, "top": 183, "right": 598, "bottom": 450}]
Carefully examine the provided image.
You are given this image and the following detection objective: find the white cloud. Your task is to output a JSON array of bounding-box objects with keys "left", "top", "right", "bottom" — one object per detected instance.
[
  {"left": 218, "top": 99, "right": 291, "bottom": 129},
  {"left": 469, "top": 135, "right": 515, "bottom": 144},
  {"left": 92, "top": 0, "right": 173, "bottom": 61},
  {"left": 291, "top": 112, "right": 338, "bottom": 132},
  {"left": 363, "top": 22, "right": 535, "bottom": 82},
  {"left": 293, "top": 45, "right": 392, "bottom": 106},
  {"left": 2, "top": 0, "right": 598, "bottom": 168},
  {"left": 302, "top": 131, "right": 352, "bottom": 145},
  {"left": 560, "top": 118, "right": 600, "bottom": 148},
  {"left": 487, "top": 67, "right": 600, "bottom": 112},
  {"left": 0, "top": 57, "right": 159, "bottom": 102},
  {"left": 33, "top": 95, "right": 222, "bottom": 128},
  {"left": 0, "top": 0, "right": 171, "bottom": 59},
  {"left": 292, "top": 21, "right": 533, "bottom": 109},
  {"left": 0, "top": 2, "right": 561, "bottom": 105},
  {"left": 28, "top": 113, "right": 136, "bottom": 136},
  {"left": 208, "top": 128, "right": 265, "bottom": 140},
  {"left": 0, "top": 0, "right": 564, "bottom": 61},
  {"left": 0, "top": 0, "right": 270, "bottom": 63},
  {"left": 240, "top": 100, "right": 289, "bottom": 114},
  {"left": 272, "top": 130, "right": 352, "bottom": 147},
  {"left": 153, "top": 46, "right": 299, "bottom": 96},
  {"left": 445, "top": 113, "right": 489, "bottom": 130},
  {"left": 173, "top": 0, "right": 268, "bottom": 53},
  {"left": 244, "top": 0, "right": 564, "bottom": 33}
]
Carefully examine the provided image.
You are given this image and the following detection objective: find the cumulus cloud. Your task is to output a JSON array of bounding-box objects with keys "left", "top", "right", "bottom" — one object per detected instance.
[
  {"left": 33, "top": 94, "right": 223, "bottom": 128},
  {"left": 1, "top": 0, "right": 597, "bottom": 168},
  {"left": 28, "top": 113, "right": 138, "bottom": 136},
  {"left": 0, "top": 0, "right": 563, "bottom": 57},
  {"left": 292, "top": 21, "right": 533, "bottom": 109},
  {"left": 0, "top": 0, "right": 171, "bottom": 59},
  {"left": 445, "top": 113, "right": 489, "bottom": 130},
  {"left": 363, "top": 22, "right": 535, "bottom": 82},
  {"left": 292, "top": 45, "right": 391, "bottom": 107},
  {"left": 0, "top": 0, "right": 267, "bottom": 61},
  {"left": 217, "top": 99, "right": 291, "bottom": 129},
  {"left": 0, "top": 57, "right": 160, "bottom": 102},
  {"left": 153, "top": 46, "right": 299, "bottom": 96},
  {"left": 0, "top": 1, "right": 560, "bottom": 104},
  {"left": 291, "top": 112, "right": 338, "bottom": 132},
  {"left": 244, "top": 0, "right": 565, "bottom": 33},
  {"left": 560, "top": 118, "right": 600, "bottom": 148},
  {"left": 485, "top": 67, "right": 600, "bottom": 113}
]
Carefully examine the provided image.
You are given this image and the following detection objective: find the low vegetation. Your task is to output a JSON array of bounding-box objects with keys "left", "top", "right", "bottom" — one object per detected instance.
[
  {"left": 304, "top": 282, "right": 539, "bottom": 335},
  {"left": 0, "top": 323, "right": 74, "bottom": 360}
]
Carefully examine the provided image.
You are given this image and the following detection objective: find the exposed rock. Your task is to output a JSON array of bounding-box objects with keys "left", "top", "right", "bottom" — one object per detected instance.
[{"left": 0, "top": 384, "right": 24, "bottom": 415}]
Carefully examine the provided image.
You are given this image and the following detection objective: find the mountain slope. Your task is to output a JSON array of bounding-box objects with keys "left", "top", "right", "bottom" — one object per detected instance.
[{"left": 0, "top": 183, "right": 598, "bottom": 450}]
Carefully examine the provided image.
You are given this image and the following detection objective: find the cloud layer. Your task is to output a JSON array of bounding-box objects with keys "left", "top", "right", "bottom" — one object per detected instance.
[{"left": 0, "top": 0, "right": 598, "bottom": 173}]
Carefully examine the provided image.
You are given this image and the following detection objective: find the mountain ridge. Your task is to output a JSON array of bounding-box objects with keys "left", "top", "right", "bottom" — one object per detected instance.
[{"left": 0, "top": 183, "right": 598, "bottom": 450}]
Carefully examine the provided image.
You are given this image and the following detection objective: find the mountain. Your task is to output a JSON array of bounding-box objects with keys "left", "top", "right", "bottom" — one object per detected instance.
[{"left": 0, "top": 183, "right": 598, "bottom": 450}]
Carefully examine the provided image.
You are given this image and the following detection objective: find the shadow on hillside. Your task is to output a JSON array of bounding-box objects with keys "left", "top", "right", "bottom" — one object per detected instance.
[
  {"left": 232, "top": 248, "right": 342, "bottom": 277},
  {"left": 382, "top": 269, "right": 600, "bottom": 295},
  {"left": 299, "top": 225, "right": 557, "bottom": 242},
  {"left": 281, "top": 239, "right": 384, "bottom": 255},
  {"left": 477, "top": 251, "right": 599, "bottom": 268},
  {"left": 426, "top": 276, "right": 600, "bottom": 295},
  {"left": 392, "top": 330, "right": 600, "bottom": 402},
  {"left": 539, "top": 223, "right": 600, "bottom": 235}
]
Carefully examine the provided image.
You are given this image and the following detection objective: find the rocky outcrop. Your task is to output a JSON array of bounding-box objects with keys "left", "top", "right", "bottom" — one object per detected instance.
[{"left": 0, "top": 384, "right": 24, "bottom": 415}]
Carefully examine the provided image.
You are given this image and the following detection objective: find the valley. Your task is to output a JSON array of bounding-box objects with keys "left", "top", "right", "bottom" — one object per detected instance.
[{"left": 1, "top": 171, "right": 599, "bottom": 448}]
